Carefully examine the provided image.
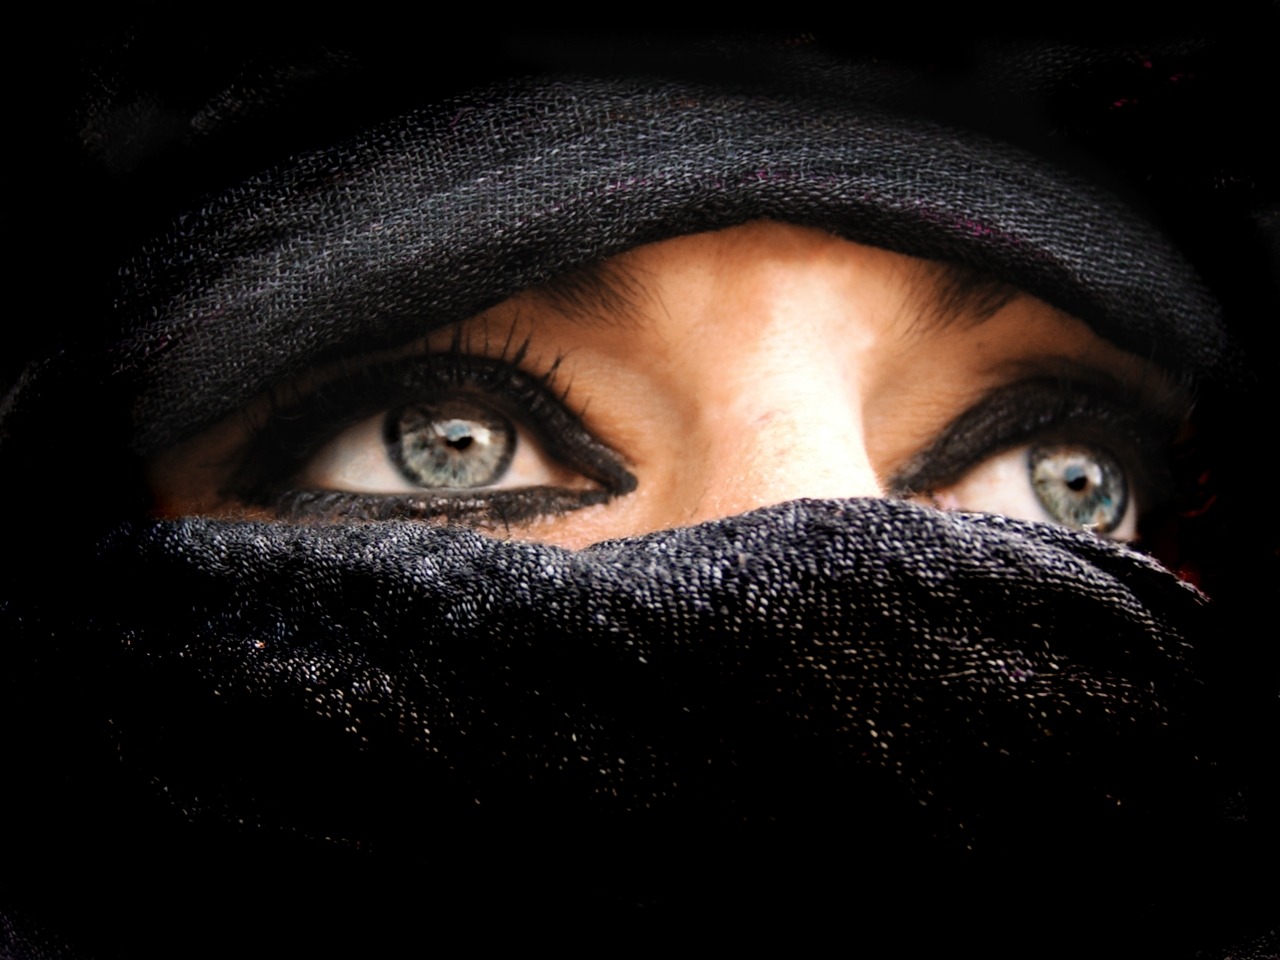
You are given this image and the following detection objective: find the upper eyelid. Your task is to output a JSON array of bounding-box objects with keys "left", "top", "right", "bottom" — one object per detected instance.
[
  {"left": 218, "top": 317, "right": 566, "bottom": 443},
  {"left": 990, "top": 356, "right": 1193, "bottom": 413},
  {"left": 221, "top": 313, "right": 561, "bottom": 414}
]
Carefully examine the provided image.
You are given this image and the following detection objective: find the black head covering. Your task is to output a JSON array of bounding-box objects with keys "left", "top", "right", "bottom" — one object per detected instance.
[{"left": 3, "top": 24, "right": 1277, "bottom": 959}]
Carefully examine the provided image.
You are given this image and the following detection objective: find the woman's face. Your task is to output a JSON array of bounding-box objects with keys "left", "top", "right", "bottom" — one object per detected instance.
[{"left": 149, "top": 221, "right": 1184, "bottom": 550}]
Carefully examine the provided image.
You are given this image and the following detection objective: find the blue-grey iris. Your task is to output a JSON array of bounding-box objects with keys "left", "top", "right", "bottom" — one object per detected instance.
[
  {"left": 386, "top": 399, "right": 516, "bottom": 488},
  {"left": 1029, "top": 444, "right": 1127, "bottom": 533}
]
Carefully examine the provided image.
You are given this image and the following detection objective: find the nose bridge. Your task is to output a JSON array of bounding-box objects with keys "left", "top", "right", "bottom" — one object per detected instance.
[
  {"left": 683, "top": 365, "right": 884, "bottom": 526},
  {"left": 647, "top": 223, "right": 896, "bottom": 529}
]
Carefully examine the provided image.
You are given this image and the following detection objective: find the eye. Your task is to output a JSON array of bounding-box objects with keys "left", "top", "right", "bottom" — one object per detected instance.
[
  {"left": 925, "top": 441, "right": 1136, "bottom": 539},
  {"left": 202, "top": 347, "right": 637, "bottom": 526},
  {"left": 892, "top": 375, "right": 1184, "bottom": 542}
]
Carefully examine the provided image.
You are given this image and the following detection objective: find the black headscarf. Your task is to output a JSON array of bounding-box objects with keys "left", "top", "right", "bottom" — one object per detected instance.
[{"left": 3, "top": 25, "right": 1276, "bottom": 959}]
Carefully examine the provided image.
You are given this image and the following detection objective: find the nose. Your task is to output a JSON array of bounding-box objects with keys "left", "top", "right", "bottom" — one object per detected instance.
[
  {"left": 677, "top": 376, "right": 884, "bottom": 528},
  {"left": 561, "top": 221, "right": 919, "bottom": 546},
  {"left": 628, "top": 225, "right": 895, "bottom": 533}
]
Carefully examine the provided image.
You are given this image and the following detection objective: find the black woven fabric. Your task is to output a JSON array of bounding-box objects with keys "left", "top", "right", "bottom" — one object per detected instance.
[
  {"left": 0, "top": 502, "right": 1241, "bottom": 954},
  {"left": 3, "top": 28, "right": 1276, "bottom": 960},
  {"left": 104, "top": 77, "right": 1232, "bottom": 453}
]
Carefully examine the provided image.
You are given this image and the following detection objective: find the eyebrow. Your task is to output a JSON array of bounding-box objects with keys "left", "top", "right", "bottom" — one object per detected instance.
[
  {"left": 903, "top": 259, "right": 1023, "bottom": 334},
  {"left": 530, "top": 258, "right": 649, "bottom": 328},
  {"left": 532, "top": 244, "right": 1025, "bottom": 335}
]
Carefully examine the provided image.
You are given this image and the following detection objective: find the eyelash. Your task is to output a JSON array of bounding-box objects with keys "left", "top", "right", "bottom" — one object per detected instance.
[{"left": 226, "top": 336, "right": 636, "bottom": 525}]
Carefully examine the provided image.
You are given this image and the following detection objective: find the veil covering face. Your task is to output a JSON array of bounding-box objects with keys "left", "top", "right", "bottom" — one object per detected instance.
[{"left": 3, "top": 26, "right": 1276, "bottom": 959}]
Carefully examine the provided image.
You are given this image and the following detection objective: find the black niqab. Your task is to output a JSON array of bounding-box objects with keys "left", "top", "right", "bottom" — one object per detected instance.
[{"left": 3, "top": 28, "right": 1276, "bottom": 960}]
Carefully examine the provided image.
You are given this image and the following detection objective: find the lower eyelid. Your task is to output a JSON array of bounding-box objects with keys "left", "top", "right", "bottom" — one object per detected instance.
[{"left": 271, "top": 487, "right": 615, "bottom": 525}]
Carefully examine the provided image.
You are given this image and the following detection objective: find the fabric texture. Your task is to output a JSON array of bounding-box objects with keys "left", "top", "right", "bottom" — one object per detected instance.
[
  {"left": 1, "top": 502, "right": 1245, "bottom": 954},
  {"left": 3, "top": 27, "right": 1276, "bottom": 959},
  {"left": 100, "top": 76, "right": 1234, "bottom": 456}
]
